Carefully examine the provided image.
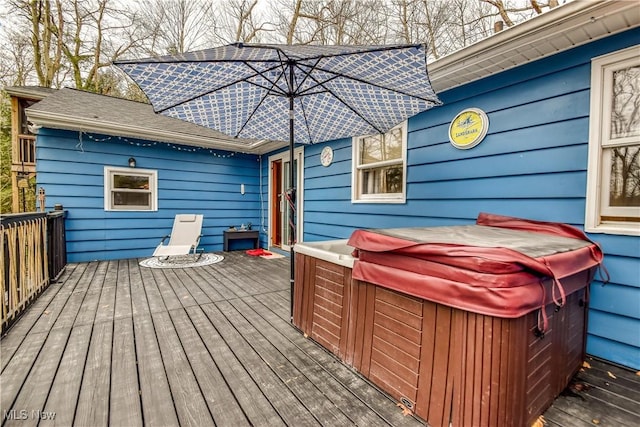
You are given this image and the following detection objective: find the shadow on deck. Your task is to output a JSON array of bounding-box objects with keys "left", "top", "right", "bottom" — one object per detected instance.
[{"left": 1, "top": 252, "right": 638, "bottom": 426}]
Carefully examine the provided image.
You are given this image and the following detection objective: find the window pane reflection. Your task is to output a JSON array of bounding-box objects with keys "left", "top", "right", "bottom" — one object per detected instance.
[
  {"left": 360, "top": 128, "right": 402, "bottom": 165},
  {"left": 608, "top": 145, "right": 640, "bottom": 207},
  {"left": 114, "top": 174, "right": 150, "bottom": 190},
  {"left": 113, "top": 191, "right": 151, "bottom": 207},
  {"left": 362, "top": 165, "right": 403, "bottom": 194},
  {"left": 611, "top": 66, "right": 640, "bottom": 139}
]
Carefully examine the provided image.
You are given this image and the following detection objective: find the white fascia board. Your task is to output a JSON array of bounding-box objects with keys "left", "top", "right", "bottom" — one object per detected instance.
[
  {"left": 4, "top": 86, "right": 53, "bottom": 100},
  {"left": 428, "top": 0, "right": 639, "bottom": 93}
]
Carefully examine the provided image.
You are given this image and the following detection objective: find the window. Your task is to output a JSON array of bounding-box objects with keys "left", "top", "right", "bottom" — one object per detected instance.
[
  {"left": 586, "top": 46, "right": 640, "bottom": 235},
  {"left": 104, "top": 167, "right": 157, "bottom": 211},
  {"left": 352, "top": 122, "right": 407, "bottom": 203}
]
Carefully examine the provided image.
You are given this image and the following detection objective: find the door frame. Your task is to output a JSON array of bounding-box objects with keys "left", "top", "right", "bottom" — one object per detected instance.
[{"left": 268, "top": 147, "right": 305, "bottom": 250}]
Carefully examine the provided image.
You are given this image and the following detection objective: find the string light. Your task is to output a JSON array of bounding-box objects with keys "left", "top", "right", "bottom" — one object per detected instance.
[
  {"left": 76, "top": 130, "right": 84, "bottom": 152},
  {"left": 79, "top": 131, "right": 247, "bottom": 159}
]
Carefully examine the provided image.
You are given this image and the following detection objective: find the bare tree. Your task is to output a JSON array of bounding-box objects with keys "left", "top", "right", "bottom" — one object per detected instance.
[
  {"left": 62, "top": 0, "right": 150, "bottom": 92},
  {"left": 271, "top": 0, "right": 388, "bottom": 45},
  {"left": 285, "top": 0, "right": 303, "bottom": 44},
  {"left": 215, "top": 0, "right": 273, "bottom": 44},
  {"left": 270, "top": 0, "right": 323, "bottom": 44},
  {"left": 481, "top": 0, "right": 560, "bottom": 28},
  {"left": 4, "top": 0, "right": 146, "bottom": 93},
  {"left": 137, "top": 0, "right": 217, "bottom": 55},
  {"left": 0, "top": 0, "right": 567, "bottom": 93},
  {"left": 531, "top": 0, "right": 560, "bottom": 14},
  {"left": 385, "top": 0, "right": 557, "bottom": 60},
  {"left": 7, "top": 0, "right": 65, "bottom": 87},
  {"left": 482, "top": 0, "right": 515, "bottom": 26},
  {"left": 0, "top": 27, "right": 34, "bottom": 86},
  {"left": 322, "top": 0, "right": 387, "bottom": 45},
  {"left": 389, "top": 0, "right": 454, "bottom": 59}
]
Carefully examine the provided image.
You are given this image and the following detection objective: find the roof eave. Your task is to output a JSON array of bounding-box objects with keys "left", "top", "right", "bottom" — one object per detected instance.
[
  {"left": 428, "top": 0, "right": 640, "bottom": 93},
  {"left": 26, "top": 109, "right": 287, "bottom": 155},
  {"left": 4, "top": 86, "right": 55, "bottom": 101}
]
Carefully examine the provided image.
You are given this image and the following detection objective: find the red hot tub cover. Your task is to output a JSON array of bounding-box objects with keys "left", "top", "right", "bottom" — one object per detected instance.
[{"left": 347, "top": 213, "right": 603, "bottom": 324}]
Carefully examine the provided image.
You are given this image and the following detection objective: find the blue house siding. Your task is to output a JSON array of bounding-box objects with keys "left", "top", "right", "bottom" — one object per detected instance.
[
  {"left": 299, "top": 29, "right": 640, "bottom": 369},
  {"left": 36, "top": 128, "right": 263, "bottom": 262},
  {"left": 586, "top": 233, "right": 640, "bottom": 368}
]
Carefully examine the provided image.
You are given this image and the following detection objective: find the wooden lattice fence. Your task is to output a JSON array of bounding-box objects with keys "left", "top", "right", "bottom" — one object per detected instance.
[{"left": 1, "top": 211, "right": 66, "bottom": 334}]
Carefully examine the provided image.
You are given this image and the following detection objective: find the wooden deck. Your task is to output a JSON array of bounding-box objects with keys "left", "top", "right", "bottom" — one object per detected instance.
[{"left": 1, "top": 252, "right": 639, "bottom": 426}]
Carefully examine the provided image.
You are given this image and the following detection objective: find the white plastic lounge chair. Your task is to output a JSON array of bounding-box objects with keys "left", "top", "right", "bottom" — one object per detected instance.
[{"left": 153, "top": 214, "right": 203, "bottom": 259}]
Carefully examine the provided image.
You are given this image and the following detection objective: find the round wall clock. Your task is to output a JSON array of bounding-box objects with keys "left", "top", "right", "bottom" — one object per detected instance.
[
  {"left": 448, "top": 108, "right": 490, "bottom": 149},
  {"left": 320, "top": 146, "right": 334, "bottom": 167}
]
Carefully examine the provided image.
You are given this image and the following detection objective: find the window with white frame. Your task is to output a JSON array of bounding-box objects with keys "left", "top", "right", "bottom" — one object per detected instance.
[
  {"left": 104, "top": 166, "right": 158, "bottom": 211},
  {"left": 586, "top": 46, "right": 640, "bottom": 235},
  {"left": 352, "top": 122, "right": 407, "bottom": 203}
]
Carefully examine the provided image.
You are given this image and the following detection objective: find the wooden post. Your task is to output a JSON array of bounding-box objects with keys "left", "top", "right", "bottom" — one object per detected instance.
[
  {"left": 10, "top": 97, "right": 19, "bottom": 213},
  {"left": 38, "top": 187, "right": 46, "bottom": 212}
]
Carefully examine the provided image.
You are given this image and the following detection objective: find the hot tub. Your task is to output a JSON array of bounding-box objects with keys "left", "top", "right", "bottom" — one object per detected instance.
[
  {"left": 293, "top": 213, "right": 603, "bottom": 427},
  {"left": 293, "top": 240, "right": 356, "bottom": 358},
  {"left": 293, "top": 239, "right": 355, "bottom": 268}
]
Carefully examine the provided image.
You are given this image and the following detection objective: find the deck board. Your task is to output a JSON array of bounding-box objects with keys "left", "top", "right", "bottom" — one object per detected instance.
[
  {"left": 181, "top": 268, "right": 227, "bottom": 302},
  {"left": 4, "top": 328, "right": 69, "bottom": 427},
  {"left": 219, "top": 298, "right": 355, "bottom": 426},
  {"left": 3, "top": 265, "right": 77, "bottom": 337},
  {"left": 201, "top": 302, "right": 322, "bottom": 426},
  {"left": 74, "top": 320, "right": 113, "bottom": 427},
  {"left": 232, "top": 296, "right": 401, "bottom": 426},
  {"left": 133, "top": 313, "right": 179, "bottom": 427},
  {"left": 40, "top": 324, "right": 92, "bottom": 426},
  {"left": 205, "top": 261, "right": 253, "bottom": 298},
  {"left": 196, "top": 267, "right": 244, "bottom": 300},
  {"left": 172, "top": 268, "right": 213, "bottom": 305},
  {"left": 113, "top": 260, "right": 133, "bottom": 320},
  {"left": 0, "top": 280, "right": 64, "bottom": 373},
  {"left": 110, "top": 316, "right": 143, "bottom": 427},
  {"left": 152, "top": 310, "right": 214, "bottom": 427},
  {"left": 162, "top": 269, "right": 201, "bottom": 309},
  {"left": 93, "top": 262, "right": 117, "bottom": 324},
  {"left": 245, "top": 294, "right": 424, "bottom": 427},
  {"left": 0, "top": 331, "right": 49, "bottom": 412},
  {"left": 1, "top": 252, "right": 638, "bottom": 427},
  {"left": 150, "top": 268, "right": 183, "bottom": 311},
  {"left": 72, "top": 262, "right": 107, "bottom": 327},
  {"left": 169, "top": 308, "right": 250, "bottom": 426},
  {"left": 52, "top": 263, "right": 98, "bottom": 331},
  {"left": 26, "top": 265, "right": 83, "bottom": 335},
  {"left": 185, "top": 305, "right": 285, "bottom": 427},
  {"left": 128, "top": 258, "right": 152, "bottom": 318}
]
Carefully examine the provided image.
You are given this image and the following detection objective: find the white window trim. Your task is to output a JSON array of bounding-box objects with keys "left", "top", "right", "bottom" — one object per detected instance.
[
  {"left": 104, "top": 166, "right": 158, "bottom": 212},
  {"left": 351, "top": 121, "right": 407, "bottom": 204},
  {"left": 585, "top": 45, "right": 640, "bottom": 236}
]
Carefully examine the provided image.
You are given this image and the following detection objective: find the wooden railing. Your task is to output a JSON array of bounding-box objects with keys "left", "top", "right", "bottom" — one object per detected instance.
[
  {"left": 1, "top": 211, "right": 67, "bottom": 334},
  {"left": 15, "top": 134, "right": 36, "bottom": 165},
  {"left": 46, "top": 211, "right": 67, "bottom": 281}
]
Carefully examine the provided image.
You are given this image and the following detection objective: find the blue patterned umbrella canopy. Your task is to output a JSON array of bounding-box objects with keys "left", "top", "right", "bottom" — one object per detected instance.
[
  {"left": 115, "top": 43, "right": 441, "bottom": 144},
  {"left": 116, "top": 43, "right": 441, "bottom": 318}
]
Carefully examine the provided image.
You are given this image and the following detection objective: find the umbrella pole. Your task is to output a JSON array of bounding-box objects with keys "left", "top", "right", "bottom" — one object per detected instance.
[{"left": 289, "top": 85, "right": 295, "bottom": 323}]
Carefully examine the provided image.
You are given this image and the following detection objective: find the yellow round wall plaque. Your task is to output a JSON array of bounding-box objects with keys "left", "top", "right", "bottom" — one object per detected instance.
[{"left": 448, "top": 108, "right": 489, "bottom": 149}]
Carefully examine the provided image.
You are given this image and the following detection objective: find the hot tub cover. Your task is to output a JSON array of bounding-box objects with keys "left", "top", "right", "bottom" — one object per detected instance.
[{"left": 348, "top": 213, "right": 604, "bottom": 329}]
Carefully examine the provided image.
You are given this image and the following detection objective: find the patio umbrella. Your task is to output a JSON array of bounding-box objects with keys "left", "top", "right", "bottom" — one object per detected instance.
[{"left": 115, "top": 43, "right": 442, "bottom": 319}]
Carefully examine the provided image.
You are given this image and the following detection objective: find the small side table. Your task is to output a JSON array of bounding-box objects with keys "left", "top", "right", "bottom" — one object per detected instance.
[{"left": 223, "top": 229, "right": 259, "bottom": 251}]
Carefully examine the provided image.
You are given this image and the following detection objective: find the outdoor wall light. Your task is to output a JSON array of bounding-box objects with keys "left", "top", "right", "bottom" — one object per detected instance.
[{"left": 128, "top": 157, "right": 136, "bottom": 168}]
